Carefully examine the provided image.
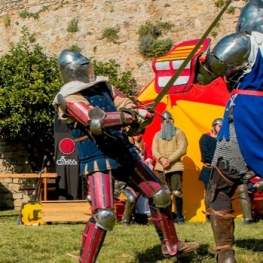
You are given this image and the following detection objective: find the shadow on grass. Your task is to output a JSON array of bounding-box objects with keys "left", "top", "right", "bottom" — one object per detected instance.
[
  {"left": 235, "top": 239, "right": 263, "bottom": 251},
  {"left": 135, "top": 243, "right": 213, "bottom": 263}
]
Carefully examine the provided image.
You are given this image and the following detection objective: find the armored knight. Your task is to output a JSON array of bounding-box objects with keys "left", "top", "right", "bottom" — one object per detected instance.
[
  {"left": 53, "top": 50, "right": 199, "bottom": 263},
  {"left": 196, "top": 0, "right": 263, "bottom": 262}
]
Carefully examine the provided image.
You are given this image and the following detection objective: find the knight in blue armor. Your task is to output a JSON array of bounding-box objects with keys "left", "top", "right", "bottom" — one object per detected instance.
[
  {"left": 53, "top": 50, "right": 199, "bottom": 263},
  {"left": 196, "top": 1, "right": 263, "bottom": 262}
]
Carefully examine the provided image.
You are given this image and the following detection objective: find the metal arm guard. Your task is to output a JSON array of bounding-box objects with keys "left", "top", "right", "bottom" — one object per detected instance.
[
  {"left": 58, "top": 97, "right": 136, "bottom": 135},
  {"left": 127, "top": 109, "right": 154, "bottom": 136}
]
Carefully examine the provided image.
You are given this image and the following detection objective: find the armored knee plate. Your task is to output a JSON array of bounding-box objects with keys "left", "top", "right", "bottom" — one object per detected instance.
[
  {"left": 122, "top": 187, "right": 137, "bottom": 204},
  {"left": 96, "top": 209, "right": 116, "bottom": 231},
  {"left": 152, "top": 187, "right": 171, "bottom": 208},
  {"left": 172, "top": 190, "right": 182, "bottom": 198}
]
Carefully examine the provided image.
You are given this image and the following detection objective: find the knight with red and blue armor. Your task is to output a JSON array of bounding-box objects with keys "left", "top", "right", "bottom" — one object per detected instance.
[
  {"left": 196, "top": 1, "right": 263, "bottom": 262},
  {"left": 53, "top": 50, "right": 199, "bottom": 263}
]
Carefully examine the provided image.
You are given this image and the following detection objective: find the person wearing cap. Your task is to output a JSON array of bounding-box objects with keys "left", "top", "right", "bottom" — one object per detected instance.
[
  {"left": 152, "top": 110, "right": 188, "bottom": 224},
  {"left": 198, "top": 118, "right": 223, "bottom": 221}
]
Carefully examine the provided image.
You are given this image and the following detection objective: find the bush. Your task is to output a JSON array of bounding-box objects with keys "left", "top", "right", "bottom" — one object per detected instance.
[
  {"left": 138, "top": 22, "right": 174, "bottom": 58},
  {"left": 101, "top": 27, "right": 120, "bottom": 42},
  {"left": 0, "top": 27, "right": 61, "bottom": 170},
  {"left": 139, "top": 35, "right": 173, "bottom": 58},
  {"left": 67, "top": 18, "right": 79, "bottom": 33},
  {"left": 92, "top": 59, "right": 136, "bottom": 95}
]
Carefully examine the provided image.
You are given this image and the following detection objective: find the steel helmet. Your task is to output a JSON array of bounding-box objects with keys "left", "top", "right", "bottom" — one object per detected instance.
[
  {"left": 212, "top": 118, "right": 223, "bottom": 127},
  {"left": 162, "top": 111, "right": 173, "bottom": 121},
  {"left": 205, "top": 32, "right": 250, "bottom": 77},
  {"left": 236, "top": 0, "right": 263, "bottom": 34},
  {"left": 58, "top": 50, "right": 95, "bottom": 84}
]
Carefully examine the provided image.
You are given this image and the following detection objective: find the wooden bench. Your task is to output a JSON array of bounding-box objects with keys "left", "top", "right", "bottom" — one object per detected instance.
[{"left": 0, "top": 173, "right": 57, "bottom": 201}]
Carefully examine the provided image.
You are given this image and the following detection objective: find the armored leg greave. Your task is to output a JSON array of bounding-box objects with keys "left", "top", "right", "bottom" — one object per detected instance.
[
  {"left": 130, "top": 160, "right": 179, "bottom": 255},
  {"left": 208, "top": 209, "right": 236, "bottom": 263},
  {"left": 237, "top": 184, "right": 253, "bottom": 223},
  {"left": 151, "top": 206, "right": 179, "bottom": 256},
  {"left": 121, "top": 187, "right": 137, "bottom": 225},
  {"left": 79, "top": 220, "right": 107, "bottom": 263},
  {"left": 79, "top": 171, "right": 115, "bottom": 263}
]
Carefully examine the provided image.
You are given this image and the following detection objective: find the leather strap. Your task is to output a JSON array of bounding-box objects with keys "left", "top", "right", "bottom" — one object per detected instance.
[
  {"left": 74, "top": 135, "right": 88, "bottom": 142},
  {"left": 231, "top": 89, "right": 263, "bottom": 96}
]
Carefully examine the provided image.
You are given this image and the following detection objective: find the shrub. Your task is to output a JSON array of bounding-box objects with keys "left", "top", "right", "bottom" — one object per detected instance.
[
  {"left": 101, "top": 27, "right": 120, "bottom": 42},
  {"left": 137, "top": 22, "right": 174, "bottom": 58},
  {"left": 214, "top": 0, "right": 226, "bottom": 8},
  {"left": 3, "top": 14, "right": 10, "bottom": 28},
  {"left": 67, "top": 18, "right": 79, "bottom": 33},
  {"left": 92, "top": 59, "right": 136, "bottom": 95},
  {"left": 0, "top": 27, "right": 61, "bottom": 170}
]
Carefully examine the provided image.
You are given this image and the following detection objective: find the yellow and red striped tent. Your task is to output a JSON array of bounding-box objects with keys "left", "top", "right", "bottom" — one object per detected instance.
[{"left": 137, "top": 39, "right": 242, "bottom": 222}]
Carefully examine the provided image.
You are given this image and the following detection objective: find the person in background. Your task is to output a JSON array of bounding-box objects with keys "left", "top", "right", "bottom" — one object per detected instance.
[
  {"left": 53, "top": 50, "right": 200, "bottom": 262},
  {"left": 130, "top": 133, "right": 152, "bottom": 221},
  {"left": 198, "top": 118, "right": 222, "bottom": 221},
  {"left": 152, "top": 110, "right": 188, "bottom": 225}
]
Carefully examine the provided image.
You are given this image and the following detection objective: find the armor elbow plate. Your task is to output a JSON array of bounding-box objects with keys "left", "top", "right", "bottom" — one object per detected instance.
[{"left": 205, "top": 32, "right": 251, "bottom": 77}]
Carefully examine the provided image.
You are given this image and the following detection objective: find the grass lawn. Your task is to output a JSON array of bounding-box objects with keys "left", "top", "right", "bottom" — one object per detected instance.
[{"left": 0, "top": 210, "right": 262, "bottom": 263}]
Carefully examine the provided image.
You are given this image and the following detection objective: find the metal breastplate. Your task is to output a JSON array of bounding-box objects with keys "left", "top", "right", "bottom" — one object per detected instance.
[{"left": 81, "top": 82, "right": 117, "bottom": 112}]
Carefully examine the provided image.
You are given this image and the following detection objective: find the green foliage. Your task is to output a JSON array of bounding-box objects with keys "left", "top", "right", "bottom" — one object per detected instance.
[
  {"left": 0, "top": 212, "right": 263, "bottom": 263},
  {"left": 211, "top": 31, "right": 218, "bottom": 38},
  {"left": 226, "top": 6, "right": 235, "bottom": 14},
  {"left": 137, "top": 22, "right": 174, "bottom": 58},
  {"left": 68, "top": 44, "right": 82, "bottom": 52},
  {"left": 0, "top": 27, "right": 61, "bottom": 160},
  {"left": 157, "top": 21, "right": 174, "bottom": 32},
  {"left": 67, "top": 18, "right": 79, "bottom": 33},
  {"left": 3, "top": 14, "right": 10, "bottom": 28},
  {"left": 137, "top": 23, "right": 161, "bottom": 39},
  {"left": 19, "top": 10, "right": 39, "bottom": 20},
  {"left": 139, "top": 35, "right": 173, "bottom": 58},
  {"left": 28, "top": 33, "right": 36, "bottom": 43},
  {"left": 214, "top": 0, "right": 226, "bottom": 8},
  {"left": 92, "top": 59, "right": 136, "bottom": 95},
  {"left": 101, "top": 27, "right": 120, "bottom": 42}
]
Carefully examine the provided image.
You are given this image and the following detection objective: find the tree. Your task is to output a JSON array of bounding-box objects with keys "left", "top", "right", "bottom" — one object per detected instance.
[{"left": 0, "top": 27, "right": 61, "bottom": 171}]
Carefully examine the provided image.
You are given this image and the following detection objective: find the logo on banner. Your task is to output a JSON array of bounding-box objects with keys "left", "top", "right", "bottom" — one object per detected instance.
[
  {"left": 56, "top": 156, "right": 78, "bottom": 166},
  {"left": 59, "top": 138, "right": 75, "bottom": 155}
]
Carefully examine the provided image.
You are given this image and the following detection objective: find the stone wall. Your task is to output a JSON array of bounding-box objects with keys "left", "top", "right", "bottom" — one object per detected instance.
[
  {"left": 0, "top": 0, "right": 247, "bottom": 88},
  {"left": 0, "top": 138, "right": 32, "bottom": 210},
  {"left": 0, "top": 0, "right": 248, "bottom": 209}
]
